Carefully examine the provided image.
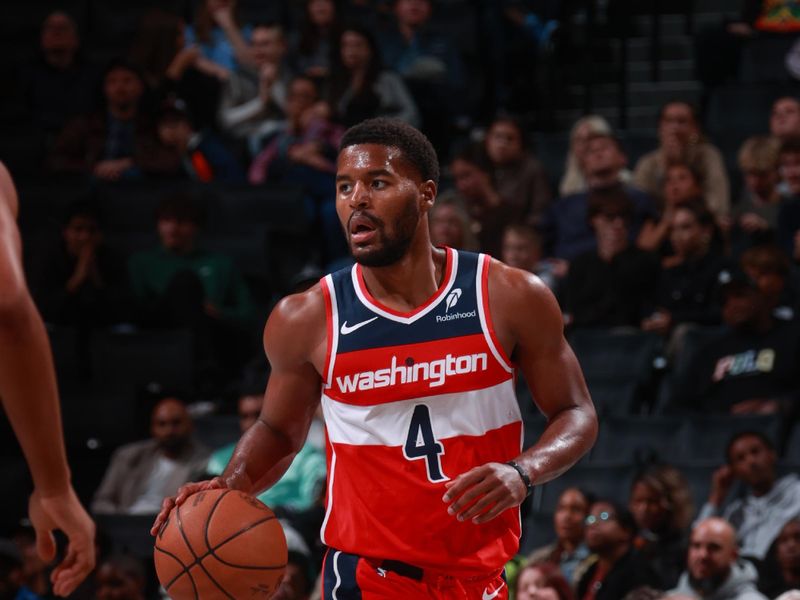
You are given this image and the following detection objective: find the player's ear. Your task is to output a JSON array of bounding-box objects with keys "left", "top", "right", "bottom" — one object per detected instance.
[{"left": 419, "top": 180, "right": 437, "bottom": 213}]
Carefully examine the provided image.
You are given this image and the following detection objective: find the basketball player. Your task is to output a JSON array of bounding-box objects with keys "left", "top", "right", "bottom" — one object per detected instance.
[
  {"left": 0, "top": 162, "right": 95, "bottom": 596},
  {"left": 152, "top": 119, "right": 597, "bottom": 599}
]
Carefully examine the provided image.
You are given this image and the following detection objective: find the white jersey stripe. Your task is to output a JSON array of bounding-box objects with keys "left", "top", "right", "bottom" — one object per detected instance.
[
  {"left": 322, "top": 274, "right": 339, "bottom": 389},
  {"left": 321, "top": 379, "right": 521, "bottom": 447},
  {"left": 477, "top": 254, "right": 514, "bottom": 373},
  {"left": 350, "top": 248, "right": 459, "bottom": 324},
  {"left": 320, "top": 449, "right": 337, "bottom": 545}
]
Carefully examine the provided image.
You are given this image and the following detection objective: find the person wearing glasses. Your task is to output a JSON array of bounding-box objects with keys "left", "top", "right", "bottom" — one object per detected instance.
[{"left": 576, "top": 500, "right": 661, "bottom": 600}]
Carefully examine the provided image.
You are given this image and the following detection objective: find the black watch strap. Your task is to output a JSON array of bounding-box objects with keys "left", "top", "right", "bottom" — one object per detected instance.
[{"left": 505, "top": 460, "right": 533, "bottom": 497}]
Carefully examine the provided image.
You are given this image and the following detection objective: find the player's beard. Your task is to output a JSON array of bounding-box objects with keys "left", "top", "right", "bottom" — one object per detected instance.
[{"left": 350, "top": 200, "right": 419, "bottom": 267}]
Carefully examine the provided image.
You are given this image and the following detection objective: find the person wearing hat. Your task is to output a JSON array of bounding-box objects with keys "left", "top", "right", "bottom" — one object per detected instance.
[
  {"left": 155, "top": 97, "right": 244, "bottom": 183},
  {"left": 671, "top": 265, "right": 800, "bottom": 415}
]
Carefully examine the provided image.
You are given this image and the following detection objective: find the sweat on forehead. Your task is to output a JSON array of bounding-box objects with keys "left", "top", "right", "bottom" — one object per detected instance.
[{"left": 339, "top": 117, "right": 440, "bottom": 184}]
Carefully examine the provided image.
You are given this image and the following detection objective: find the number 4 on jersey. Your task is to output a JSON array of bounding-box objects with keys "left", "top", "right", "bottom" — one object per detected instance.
[{"left": 403, "top": 404, "right": 448, "bottom": 482}]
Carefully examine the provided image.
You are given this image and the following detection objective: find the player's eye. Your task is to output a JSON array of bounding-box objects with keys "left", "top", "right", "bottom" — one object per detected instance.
[
  {"left": 338, "top": 183, "right": 352, "bottom": 194},
  {"left": 372, "top": 180, "right": 387, "bottom": 189}
]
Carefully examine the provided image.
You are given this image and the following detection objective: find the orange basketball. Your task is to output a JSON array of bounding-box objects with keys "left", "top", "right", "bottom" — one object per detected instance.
[{"left": 153, "top": 488, "right": 287, "bottom": 599}]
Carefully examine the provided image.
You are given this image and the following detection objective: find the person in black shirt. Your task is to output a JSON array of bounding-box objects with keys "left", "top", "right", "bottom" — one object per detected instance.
[{"left": 563, "top": 187, "right": 660, "bottom": 329}]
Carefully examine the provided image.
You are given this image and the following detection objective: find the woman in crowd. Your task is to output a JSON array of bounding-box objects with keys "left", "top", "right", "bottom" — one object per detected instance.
[
  {"left": 517, "top": 562, "right": 575, "bottom": 600},
  {"left": 185, "top": 0, "right": 253, "bottom": 71},
  {"left": 560, "top": 115, "right": 631, "bottom": 197},
  {"left": 290, "top": 0, "right": 342, "bottom": 80},
  {"left": 628, "top": 464, "right": 694, "bottom": 589},
  {"left": 528, "top": 488, "right": 594, "bottom": 585},
  {"left": 327, "top": 24, "right": 419, "bottom": 127},
  {"left": 634, "top": 100, "right": 730, "bottom": 221},
  {"left": 637, "top": 162, "right": 705, "bottom": 253},
  {"left": 428, "top": 192, "right": 479, "bottom": 251},
  {"left": 483, "top": 115, "right": 551, "bottom": 226}
]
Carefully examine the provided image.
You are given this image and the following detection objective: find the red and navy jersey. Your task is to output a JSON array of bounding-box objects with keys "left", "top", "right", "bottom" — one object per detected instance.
[{"left": 318, "top": 247, "right": 522, "bottom": 577}]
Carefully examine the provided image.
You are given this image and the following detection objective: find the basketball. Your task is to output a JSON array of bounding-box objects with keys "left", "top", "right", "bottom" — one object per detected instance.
[{"left": 153, "top": 488, "right": 287, "bottom": 599}]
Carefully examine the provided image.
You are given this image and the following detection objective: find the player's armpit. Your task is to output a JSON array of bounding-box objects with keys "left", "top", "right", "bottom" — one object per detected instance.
[{"left": 487, "top": 260, "right": 598, "bottom": 485}]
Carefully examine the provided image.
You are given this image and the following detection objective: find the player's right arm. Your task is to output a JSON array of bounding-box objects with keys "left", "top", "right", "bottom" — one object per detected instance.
[{"left": 151, "top": 285, "right": 326, "bottom": 534}]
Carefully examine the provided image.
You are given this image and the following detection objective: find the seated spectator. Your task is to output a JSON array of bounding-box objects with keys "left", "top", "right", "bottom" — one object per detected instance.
[
  {"left": 185, "top": 0, "right": 254, "bottom": 72},
  {"left": 327, "top": 24, "right": 420, "bottom": 128},
  {"left": 94, "top": 555, "right": 146, "bottom": 600},
  {"left": 741, "top": 244, "right": 796, "bottom": 320},
  {"left": 91, "top": 397, "right": 210, "bottom": 515},
  {"left": 699, "top": 431, "right": 800, "bottom": 561},
  {"left": 130, "top": 9, "right": 227, "bottom": 131},
  {"left": 732, "top": 136, "right": 782, "bottom": 250},
  {"left": 560, "top": 115, "right": 631, "bottom": 197},
  {"left": 633, "top": 101, "right": 730, "bottom": 221},
  {"left": 563, "top": 188, "right": 660, "bottom": 329},
  {"left": 772, "top": 97, "right": 800, "bottom": 142},
  {"left": 49, "top": 58, "right": 170, "bottom": 180},
  {"left": 638, "top": 162, "right": 705, "bottom": 253},
  {"left": 448, "top": 145, "right": 517, "bottom": 256},
  {"left": 248, "top": 76, "right": 344, "bottom": 264},
  {"left": 289, "top": 0, "right": 342, "bottom": 80},
  {"left": 576, "top": 500, "right": 662, "bottom": 600},
  {"left": 502, "top": 224, "right": 561, "bottom": 291},
  {"left": 776, "top": 138, "right": 800, "bottom": 260},
  {"left": 517, "top": 562, "right": 574, "bottom": 600},
  {"left": 29, "top": 202, "right": 131, "bottom": 328},
  {"left": 670, "top": 517, "right": 767, "bottom": 600},
  {"left": 274, "top": 522, "right": 314, "bottom": 600},
  {"left": 218, "top": 21, "right": 293, "bottom": 148},
  {"left": 206, "top": 389, "right": 326, "bottom": 513},
  {"left": 0, "top": 539, "right": 40, "bottom": 600},
  {"left": 155, "top": 98, "right": 245, "bottom": 183},
  {"left": 428, "top": 192, "right": 479, "bottom": 251},
  {"left": 629, "top": 464, "right": 694, "bottom": 589},
  {"left": 483, "top": 116, "right": 551, "bottom": 227},
  {"left": 542, "top": 132, "right": 657, "bottom": 261},
  {"left": 9, "top": 528, "right": 48, "bottom": 598},
  {"left": 21, "top": 11, "right": 98, "bottom": 137},
  {"left": 643, "top": 201, "right": 727, "bottom": 337},
  {"left": 759, "top": 519, "right": 800, "bottom": 597},
  {"left": 674, "top": 271, "right": 800, "bottom": 414},
  {"left": 378, "top": 0, "right": 467, "bottom": 152},
  {"left": 527, "top": 487, "right": 593, "bottom": 585}
]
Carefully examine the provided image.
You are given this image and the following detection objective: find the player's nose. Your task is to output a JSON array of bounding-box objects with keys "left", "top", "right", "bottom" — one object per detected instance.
[{"left": 349, "top": 181, "right": 371, "bottom": 208}]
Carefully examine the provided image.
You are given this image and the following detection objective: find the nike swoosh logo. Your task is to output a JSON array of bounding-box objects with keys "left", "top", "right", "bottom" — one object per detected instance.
[
  {"left": 340, "top": 317, "right": 378, "bottom": 335},
  {"left": 482, "top": 582, "right": 505, "bottom": 600}
]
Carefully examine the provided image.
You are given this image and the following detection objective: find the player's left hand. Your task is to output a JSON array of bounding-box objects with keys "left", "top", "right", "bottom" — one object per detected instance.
[{"left": 442, "top": 462, "right": 528, "bottom": 524}]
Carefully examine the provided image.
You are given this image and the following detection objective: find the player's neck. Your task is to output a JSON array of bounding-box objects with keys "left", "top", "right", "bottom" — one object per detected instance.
[{"left": 360, "top": 240, "right": 446, "bottom": 313}]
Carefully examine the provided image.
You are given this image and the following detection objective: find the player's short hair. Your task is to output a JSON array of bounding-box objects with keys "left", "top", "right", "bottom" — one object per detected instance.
[
  {"left": 725, "top": 430, "right": 774, "bottom": 463},
  {"left": 340, "top": 118, "right": 440, "bottom": 184}
]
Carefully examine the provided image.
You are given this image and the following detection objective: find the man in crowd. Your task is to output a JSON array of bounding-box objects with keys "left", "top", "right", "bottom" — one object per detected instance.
[
  {"left": 670, "top": 518, "right": 766, "bottom": 600},
  {"left": 91, "top": 397, "right": 209, "bottom": 515},
  {"left": 48, "top": 58, "right": 172, "bottom": 180},
  {"left": 576, "top": 499, "right": 661, "bottom": 599},
  {"left": 771, "top": 97, "right": 800, "bottom": 142},
  {"left": 699, "top": 432, "right": 800, "bottom": 560}
]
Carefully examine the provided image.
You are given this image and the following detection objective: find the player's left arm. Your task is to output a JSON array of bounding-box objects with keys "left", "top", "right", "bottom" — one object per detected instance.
[{"left": 443, "top": 259, "right": 597, "bottom": 524}]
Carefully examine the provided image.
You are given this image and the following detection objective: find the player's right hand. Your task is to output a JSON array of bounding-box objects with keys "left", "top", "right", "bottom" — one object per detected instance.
[
  {"left": 150, "top": 478, "right": 226, "bottom": 536},
  {"left": 29, "top": 486, "right": 96, "bottom": 598}
]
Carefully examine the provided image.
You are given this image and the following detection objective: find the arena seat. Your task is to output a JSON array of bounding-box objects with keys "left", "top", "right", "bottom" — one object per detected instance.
[
  {"left": 676, "top": 414, "right": 783, "bottom": 462},
  {"left": 675, "top": 461, "right": 719, "bottom": 511},
  {"left": 520, "top": 511, "right": 555, "bottom": 555},
  {"left": 534, "top": 463, "right": 635, "bottom": 513},
  {"left": 193, "top": 414, "right": 241, "bottom": 451},
  {"left": 94, "top": 514, "right": 162, "bottom": 560},
  {"left": 590, "top": 415, "right": 683, "bottom": 463},
  {"left": 47, "top": 325, "right": 89, "bottom": 393},
  {"left": 568, "top": 329, "right": 664, "bottom": 415},
  {"left": 783, "top": 425, "right": 800, "bottom": 465},
  {"left": 202, "top": 184, "right": 309, "bottom": 235},
  {"left": 90, "top": 329, "right": 194, "bottom": 395}
]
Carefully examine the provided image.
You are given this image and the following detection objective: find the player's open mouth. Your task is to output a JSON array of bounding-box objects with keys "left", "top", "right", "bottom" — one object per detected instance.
[{"left": 350, "top": 215, "right": 377, "bottom": 244}]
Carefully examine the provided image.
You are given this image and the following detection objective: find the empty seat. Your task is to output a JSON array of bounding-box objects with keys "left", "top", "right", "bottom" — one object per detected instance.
[
  {"left": 569, "top": 329, "right": 663, "bottom": 415},
  {"left": 90, "top": 329, "right": 194, "bottom": 395},
  {"left": 591, "top": 415, "right": 683, "bottom": 463},
  {"left": 203, "top": 184, "right": 308, "bottom": 234},
  {"left": 675, "top": 461, "right": 718, "bottom": 511},
  {"left": 204, "top": 228, "right": 269, "bottom": 279},
  {"left": 676, "top": 415, "right": 783, "bottom": 463},
  {"left": 534, "top": 463, "right": 635, "bottom": 513},
  {"left": 97, "top": 181, "right": 187, "bottom": 233}
]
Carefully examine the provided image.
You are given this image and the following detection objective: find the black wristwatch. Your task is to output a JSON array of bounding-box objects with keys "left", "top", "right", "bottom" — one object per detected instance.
[{"left": 505, "top": 460, "right": 533, "bottom": 497}]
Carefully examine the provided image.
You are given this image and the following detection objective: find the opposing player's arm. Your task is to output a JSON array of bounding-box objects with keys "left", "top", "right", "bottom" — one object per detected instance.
[
  {"left": 444, "top": 260, "right": 597, "bottom": 524},
  {"left": 222, "top": 287, "right": 325, "bottom": 494}
]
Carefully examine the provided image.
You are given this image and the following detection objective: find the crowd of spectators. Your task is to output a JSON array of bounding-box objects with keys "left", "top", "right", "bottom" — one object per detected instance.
[{"left": 4, "top": 1, "right": 800, "bottom": 599}]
